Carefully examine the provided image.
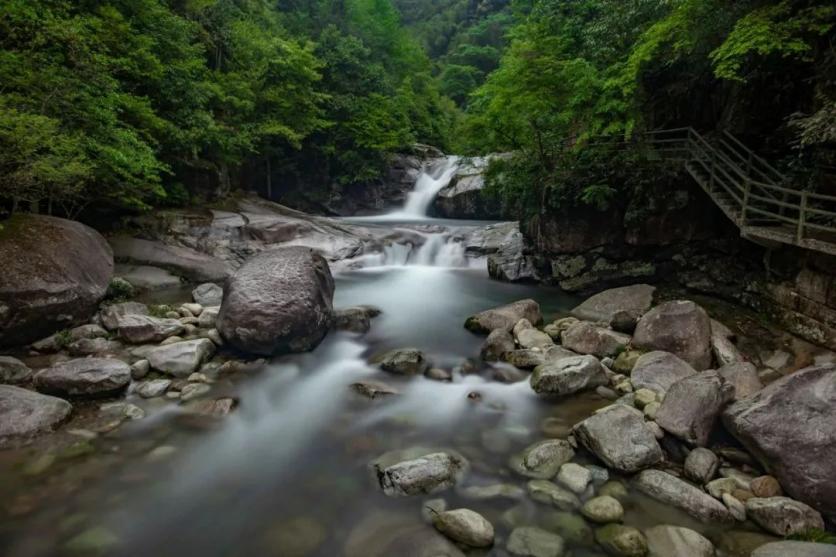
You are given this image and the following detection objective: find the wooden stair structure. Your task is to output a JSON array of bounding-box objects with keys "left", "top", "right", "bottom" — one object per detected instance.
[{"left": 644, "top": 127, "right": 836, "bottom": 256}]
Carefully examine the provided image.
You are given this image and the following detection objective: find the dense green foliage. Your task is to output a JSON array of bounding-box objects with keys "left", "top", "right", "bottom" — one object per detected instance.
[
  {"left": 0, "top": 0, "right": 454, "bottom": 214},
  {"left": 461, "top": 0, "right": 836, "bottom": 216}
]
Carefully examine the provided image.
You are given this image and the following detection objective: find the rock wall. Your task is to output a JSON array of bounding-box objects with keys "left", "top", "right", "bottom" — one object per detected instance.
[
  {"left": 430, "top": 156, "right": 505, "bottom": 220},
  {"left": 494, "top": 173, "right": 836, "bottom": 349}
]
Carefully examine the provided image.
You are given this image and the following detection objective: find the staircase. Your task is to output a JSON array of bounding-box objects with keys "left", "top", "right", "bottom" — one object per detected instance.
[{"left": 646, "top": 128, "right": 836, "bottom": 256}]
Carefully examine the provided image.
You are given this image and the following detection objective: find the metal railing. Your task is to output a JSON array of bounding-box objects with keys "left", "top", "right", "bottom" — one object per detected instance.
[{"left": 644, "top": 127, "right": 836, "bottom": 252}]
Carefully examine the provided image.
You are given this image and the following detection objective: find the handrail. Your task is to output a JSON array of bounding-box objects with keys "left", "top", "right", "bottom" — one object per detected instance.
[{"left": 643, "top": 127, "right": 836, "bottom": 253}]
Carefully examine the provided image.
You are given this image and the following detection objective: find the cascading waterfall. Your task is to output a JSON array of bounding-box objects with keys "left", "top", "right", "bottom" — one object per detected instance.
[{"left": 400, "top": 156, "right": 460, "bottom": 217}]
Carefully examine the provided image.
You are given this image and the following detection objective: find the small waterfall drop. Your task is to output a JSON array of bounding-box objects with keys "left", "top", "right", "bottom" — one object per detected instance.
[{"left": 400, "top": 156, "right": 460, "bottom": 217}]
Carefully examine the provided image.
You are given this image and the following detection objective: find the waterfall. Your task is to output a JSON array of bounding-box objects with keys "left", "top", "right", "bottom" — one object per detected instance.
[{"left": 400, "top": 156, "right": 460, "bottom": 217}]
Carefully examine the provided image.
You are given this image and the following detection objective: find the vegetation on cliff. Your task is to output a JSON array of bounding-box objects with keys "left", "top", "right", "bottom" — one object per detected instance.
[{"left": 0, "top": 0, "right": 455, "bottom": 215}]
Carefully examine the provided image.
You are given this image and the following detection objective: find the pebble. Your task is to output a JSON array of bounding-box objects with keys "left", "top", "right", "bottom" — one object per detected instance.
[
  {"left": 633, "top": 388, "right": 656, "bottom": 409},
  {"left": 432, "top": 508, "right": 494, "bottom": 548},
  {"left": 581, "top": 495, "right": 624, "bottom": 523},
  {"left": 130, "top": 359, "right": 150, "bottom": 380},
  {"left": 556, "top": 463, "right": 592, "bottom": 494},
  {"left": 180, "top": 383, "right": 211, "bottom": 402},
  {"left": 723, "top": 493, "right": 747, "bottom": 521},
  {"left": 643, "top": 402, "right": 660, "bottom": 420},
  {"left": 684, "top": 447, "right": 719, "bottom": 484},
  {"left": 750, "top": 475, "right": 782, "bottom": 498}
]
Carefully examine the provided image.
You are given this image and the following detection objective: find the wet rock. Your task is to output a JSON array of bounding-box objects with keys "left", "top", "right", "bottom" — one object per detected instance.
[
  {"left": 595, "top": 524, "right": 648, "bottom": 557},
  {"left": 110, "top": 235, "right": 231, "bottom": 282},
  {"left": 711, "top": 319, "right": 744, "bottom": 367},
  {"left": 465, "top": 299, "right": 542, "bottom": 334},
  {"left": 706, "top": 477, "right": 743, "bottom": 500},
  {"left": 527, "top": 480, "right": 581, "bottom": 510},
  {"left": 599, "top": 481, "right": 629, "bottom": 502},
  {"left": 561, "top": 322, "right": 631, "bottom": 358},
  {"left": 573, "top": 405, "right": 662, "bottom": 473},
  {"left": 487, "top": 228, "right": 541, "bottom": 283},
  {"left": 745, "top": 496, "right": 824, "bottom": 536},
  {"left": 100, "top": 302, "right": 149, "bottom": 331},
  {"left": 750, "top": 475, "right": 782, "bottom": 498},
  {"left": 633, "top": 388, "right": 656, "bottom": 409},
  {"left": 197, "top": 306, "right": 219, "bottom": 329},
  {"left": 34, "top": 358, "right": 130, "bottom": 397},
  {"left": 630, "top": 351, "right": 697, "bottom": 396},
  {"left": 645, "top": 525, "right": 714, "bottom": 557},
  {"left": 334, "top": 306, "right": 380, "bottom": 333},
  {"left": 135, "top": 378, "right": 171, "bottom": 398},
  {"left": 115, "top": 314, "right": 184, "bottom": 344},
  {"left": 182, "top": 397, "right": 237, "bottom": 417},
  {"left": 530, "top": 355, "right": 608, "bottom": 396},
  {"left": 376, "top": 348, "right": 430, "bottom": 375},
  {"left": 722, "top": 364, "right": 836, "bottom": 521},
  {"left": 372, "top": 450, "right": 468, "bottom": 497},
  {"left": 556, "top": 462, "right": 591, "bottom": 494},
  {"left": 192, "top": 283, "right": 224, "bottom": 306},
  {"left": 432, "top": 509, "right": 494, "bottom": 548},
  {"left": 633, "top": 470, "right": 732, "bottom": 523},
  {"left": 145, "top": 339, "right": 216, "bottom": 377},
  {"left": 752, "top": 541, "right": 836, "bottom": 557},
  {"left": 723, "top": 492, "right": 747, "bottom": 521},
  {"left": 0, "top": 356, "right": 32, "bottom": 383},
  {"left": 425, "top": 367, "right": 452, "bottom": 381},
  {"left": 571, "top": 284, "right": 655, "bottom": 325},
  {"left": 516, "top": 328, "right": 554, "bottom": 350},
  {"left": 655, "top": 371, "right": 734, "bottom": 446},
  {"left": 67, "top": 337, "right": 122, "bottom": 356},
  {"left": 0, "top": 215, "right": 114, "bottom": 347},
  {"left": 217, "top": 247, "right": 334, "bottom": 355},
  {"left": 68, "top": 324, "right": 108, "bottom": 342},
  {"left": 582, "top": 495, "right": 624, "bottom": 524},
  {"left": 505, "top": 349, "right": 546, "bottom": 369},
  {"left": 351, "top": 380, "right": 399, "bottom": 399},
  {"left": 510, "top": 439, "right": 575, "bottom": 479},
  {"left": 131, "top": 359, "right": 150, "bottom": 380},
  {"left": 717, "top": 361, "right": 763, "bottom": 400},
  {"left": 0, "top": 385, "right": 72, "bottom": 439},
  {"left": 684, "top": 448, "right": 719, "bottom": 484},
  {"left": 481, "top": 329, "right": 515, "bottom": 362},
  {"left": 181, "top": 303, "right": 203, "bottom": 316},
  {"left": 507, "top": 526, "right": 565, "bottom": 557},
  {"left": 460, "top": 483, "right": 525, "bottom": 501},
  {"left": 632, "top": 301, "right": 713, "bottom": 370},
  {"left": 180, "top": 382, "right": 211, "bottom": 402},
  {"left": 422, "top": 498, "right": 448, "bottom": 523}
]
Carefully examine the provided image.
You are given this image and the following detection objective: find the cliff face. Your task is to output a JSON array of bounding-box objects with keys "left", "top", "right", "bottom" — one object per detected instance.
[{"left": 490, "top": 174, "right": 836, "bottom": 349}]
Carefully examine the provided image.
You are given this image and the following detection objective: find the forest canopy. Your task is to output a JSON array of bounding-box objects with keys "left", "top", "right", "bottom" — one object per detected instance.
[{"left": 0, "top": 0, "right": 834, "bottom": 218}]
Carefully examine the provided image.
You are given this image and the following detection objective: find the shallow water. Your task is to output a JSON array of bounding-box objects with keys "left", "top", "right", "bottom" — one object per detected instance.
[{"left": 0, "top": 166, "right": 779, "bottom": 557}]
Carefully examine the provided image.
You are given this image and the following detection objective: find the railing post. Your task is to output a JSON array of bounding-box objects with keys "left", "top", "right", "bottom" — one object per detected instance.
[
  {"left": 741, "top": 179, "right": 751, "bottom": 226},
  {"left": 797, "top": 191, "right": 808, "bottom": 243}
]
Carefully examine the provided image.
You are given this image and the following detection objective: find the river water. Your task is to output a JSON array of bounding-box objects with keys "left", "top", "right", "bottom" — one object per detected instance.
[{"left": 0, "top": 159, "right": 775, "bottom": 556}]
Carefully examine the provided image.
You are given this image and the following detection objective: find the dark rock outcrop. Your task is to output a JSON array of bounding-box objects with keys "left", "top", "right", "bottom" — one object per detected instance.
[
  {"left": 109, "top": 236, "right": 232, "bottom": 282},
  {"left": 723, "top": 365, "right": 836, "bottom": 522},
  {"left": 0, "top": 215, "right": 113, "bottom": 347},
  {"left": 217, "top": 247, "right": 334, "bottom": 355}
]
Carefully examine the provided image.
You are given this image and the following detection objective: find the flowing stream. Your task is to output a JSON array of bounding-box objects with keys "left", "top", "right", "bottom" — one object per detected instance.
[{"left": 0, "top": 161, "right": 761, "bottom": 557}]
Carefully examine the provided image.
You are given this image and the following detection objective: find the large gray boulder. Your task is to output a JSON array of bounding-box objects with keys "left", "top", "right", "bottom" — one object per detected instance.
[
  {"left": 0, "top": 385, "right": 72, "bottom": 439},
  {"left": 560, "top": 321, "right": 630, "bottom": 358},
  {"left": 530, "top": 355, "right": 608, "bottom": 397},
  {"left": 481, "top": 329, "right": 515, "bottom": 362},
  {"left": 723, "top": 365, "right": 836, "bottom": 522},
  {"left": 217, "top": 247, "right": 334, "bottom": 355},
  {"left": 0, "top": 215, "right": 113, "bottom": 347},
  {"left": 34, "top": 357, "right": 130, "bottom": 397},
  {"left": 115, "top": 314, "right": 184, "bottom": 344},
  {"left": 109, "top": 236, "right": 231, "bottom": 282},
  {"left": 571, "top": 284, "right": 655, "bottom": 325},
  {"left": 143, "top": 339, "right": 216, "bottom": 377},
  {"left": 655, "top": 371, "right": 735, "bottom": 446},
  {"left": 630, "top": 351, "right": 697, "bottom": 396},
  {"left": 573, "top": 405, "right": 662, "bottom": 473},
  {"left": 632, "top": 301, "right": 713, "bottom": 370},
  {"left": 465, "top": 299, "right": 541, "bottom": 334},
  {"left": 633, "top": 470, "right": 733, "bottom": 523},
  {"left": 745, "top": 497, "right": 824, "bottom": 536}
]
